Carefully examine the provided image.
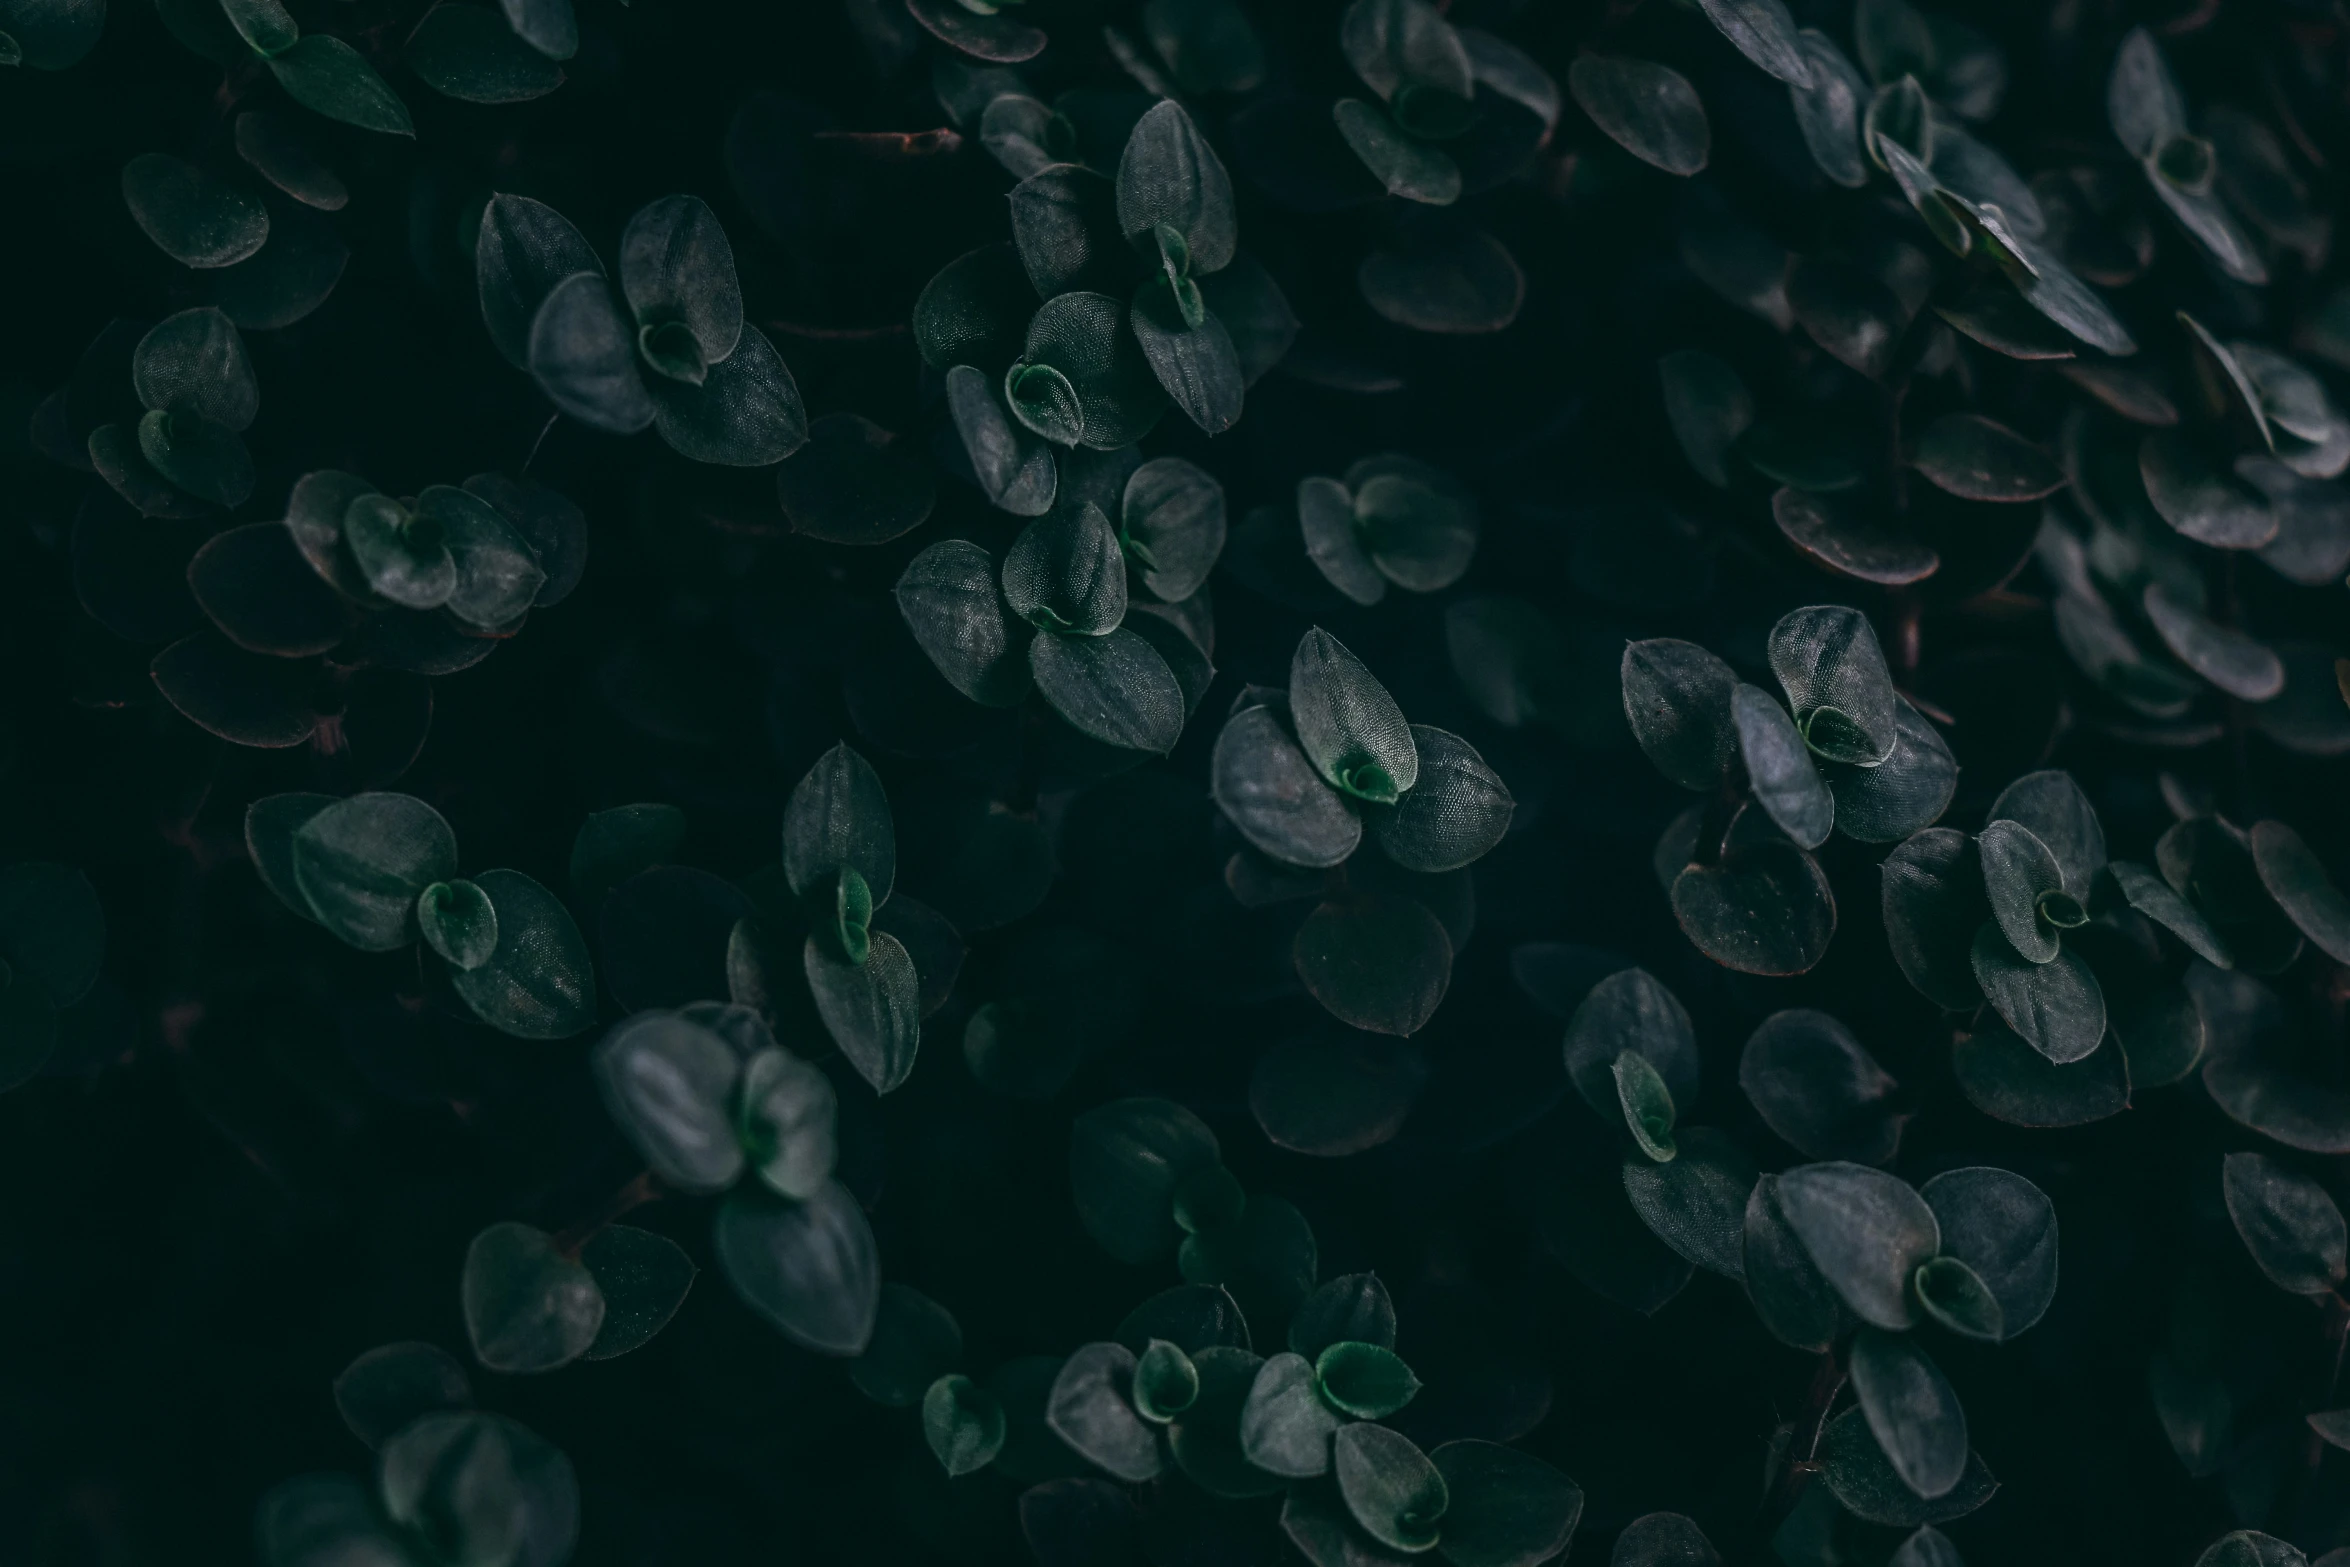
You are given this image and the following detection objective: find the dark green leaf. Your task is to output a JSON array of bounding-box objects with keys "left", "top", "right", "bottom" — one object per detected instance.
[
  {"left": 1238, "top": 1351, "right": 1343, "bottom": 1479},
  {"left": 461, "top": 1221, "right": 603, "bottom": 1374},
  {"left": 332, "top": 1341, "right": 471, "bottom": 1450},
  {"left": 407, "top": 5, "right": 564, "bottom": 102},
  {"left": 1775, "top": 1161, "right": 1938, "bottom": 1330},
  {"left": 713, "top": 1181, "right": 880, "bottom": 1356},
  {"left": 804, "top": 929, "right": 920, "bottom": 1094},
  {"left": 2223, "top": 1151, "right": 2347, "bottom": 1295},
  {"left": 1816, "top": 1406, "right": 1997, "bottom": 1527},
  {"left": 418, "top": 878, "right": 498, "bottom": 971},
  {"left": 579, "top": 1225, "right": 695, "bottom": 1360},
  {"left": 1049, "top": 1342, "right": 1164, "bottom": 1482},
  {"left": 1767, "top": 605, "right": 1898, "bottom": 766},
  {"left": 268, "top": 35, "right": 414, "bottom": 136},
  {"left": 1848, "top": 1329, "right": 1969, "bottom": 1500},
  {"left": 449, "top": 870, "right": 597, "bottom": 1039},
  {"left": 1734, "top": 683, "right": 1833, "bottom": 851},
  {"left": 1920, "top": 1166, "right": 2057, "bottom": 1340},
  {"left": 1622, "top": 1126, "right": 1756, "bottom": 1278},
  {"left": 591, "top": 1010, "right": 743, "bottom": 1194},
  {"left": 1031, "top": 626, "right": 1185, "bottom": 753},
  {"left": 1969, "top": 926, "right": 2105, "bottom": 1064},
  {"left": 1739, "top": 1009, "right": 1903, "bottom": 1164},
  {"left": 1429, "top": 1440, "right": 1582, "bottom": 1567},
  {"left": 1669, "top": 840, "right": 1836, "bottom": 977},
  {"left": 1951, "top": 1024, "right": 2129, "bottom": 1128},
  {"left": 120, "top": 154, "right": 268, "bottom": 269},
  {"left": 925, "top": 1374, "right": 1008, "bottom": 1475},
  {"left": 1334, "top": 1422, "right": 1447, "bottom": 1554},
  {"left": 850, "top": 1285, "right": 963, "bottom": 1408},
  {"left": 291, "top": 793, "right": 459, "bottom": 952},
  {"left": 1316, "top": 1341, "right": 1419, "bottom": 1420},
  {"left": 2250, "top": 820, "right": 2350, "bottom": 965},
  {"left": 1116, "top": 98, "right": 1237, "bottom": 274},
  {"left": 1294, "top": 893, "right": 1451, "bottom": 1037},
  {"left": 1070, "top": 1097, "right": 1221, "bottom": 1265},
  {"left": 1568, "top": 55, "right": 1708, "bottom": 176},
  {"left": 1883, "top": 832, "right": 1992, "bottom": 1008}
]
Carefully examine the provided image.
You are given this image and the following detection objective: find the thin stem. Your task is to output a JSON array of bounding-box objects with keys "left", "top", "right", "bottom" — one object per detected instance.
[
  {"left": 553, "top": 1170, "right": 662, "bottom": 1258},
  {"left": 521, "top": 412, "right": 559, "bottom": 477}
]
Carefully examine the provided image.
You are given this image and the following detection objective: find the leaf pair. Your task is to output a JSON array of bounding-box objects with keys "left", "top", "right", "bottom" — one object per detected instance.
[
  {"left": 784, "top": 744, "right": 923, "bottom": 1093},
  {"left": 478, "top": 193, "right": 807, "bottom": 466},
  {"left": 85, "top": 305, "right": 259, "bottom": 515},
  {"left": 460, "top": 1220, "right": 696, "bottom": 1373},
  {"left": 1280, "top": 1427, "right": 1584, "bottom": 1567},
  {"left": 1297, "top": 455, "right": 1479, "bottom": 606},
  {"left": 593, "top": 1003, "right": 838, "bottom": 1202}
]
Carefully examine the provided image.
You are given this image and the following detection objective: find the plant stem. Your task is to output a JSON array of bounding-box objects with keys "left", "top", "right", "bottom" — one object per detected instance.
[{"left": 553, "top": 1169, "right": 662, "bottom": 1258}]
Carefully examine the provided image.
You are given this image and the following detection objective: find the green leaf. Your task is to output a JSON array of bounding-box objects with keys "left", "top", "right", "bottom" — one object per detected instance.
[
  {"left": 448, "top": 870, "right": 598, "bottom": 1039},
  {"left": 1212, "top": 703, "right": 1362, "bottom": 870},
  {"left": 1969, "top": 925, "right": 2105, "bottom": 1064},
  {"left": 906, "top": 0, "right": 1044, "bottom": 64},
  {"left": 1116, "top": 1282, "right": 1250, "bottom": 1358},
  {"left": 1048, "top": 1342, "right": 1164, "bottom": 1481},
  {"left": 1669, "top": 840, "right": 1836, "bottom": 977},
  {"left": 913, "top": 243, "right": 1035, "bottom": 374},
  {"left": 1291, "top": 628, "right": 1418, "bottom": 804},
  {"left": 1767, "top": 605, "right": 1899, "bottom": 766},
  {"left": 2194, "top": 1535, "right": 2308, "bottom": 1567},
  {"left": 498, "top": 0, "right": 574, "bottom": 59},
  {"left": 1004, "top": 504, "right": 1129, "bottom": 635},
  {"left": 1239, "top": 1351, "right": 1343, "bottom": 1478},
  {"left": 1116, "top": 98, "right": 1237, "bottom": 275},
  {"left": 1609, "top": 1514, "right": 1719, "bottom": 1567},
  {"left": 1743, "top": 1174, "right": 1853, "bottom": 1353},
  {"left": 2, "top": 0, "right": 100, "bottom": 67},
  {"left": 2223, "top": 1151, "right": 2347, "bottom": 1296},
  {"left": 1030, "top": 626, "right": 1186, "bottom": 753},
  {"left": 619, "top": 194, "right": 743, "bottom": 366},
  {"left": 1122, "top": 455, "right": 1225, "bottom": 601},
  {"left": 1977, "top": 819, "right": 2068, "bottom": 963},
  {"left": 1007, "top": 165, "right": 1125, "bottom": 299},
  {"left": 2250, "top": 820, "right": 2350, "bottom": 965},
  {"left": 1134, "top": 1339, "right": 1199, "bottom": 1422},
  {"left": 376, "top": 1411, "right": 577, "bottom": 1566},
  {"left": 1315, "top": 1341, "right": 1419, "bottom": 1420},
  {"left": 1849, "top": 1329, "right": 1969, "bottom": 1500},
  {"left": 477, "top": 194, "right": 602, "bottom": 370},
  {"left": 1920, "top": 1166, "right": 2057, "bottom": 1340},
  {"left": 1333, "top": 98, "right": 1461, "bottom": 205},
  {"left": 1358, "top": 226, "right": 1526, "bottom": 335},
  {"left": 1006, "top": 293, "right": 1168, "bottom": 451},
  {"left": 1775, "top": 1161, "right": 1939, "bottom": 1330},
  {"left": 1621, "top": 639, "right": 1738, "bottom": 790},
  {"left": 1168, "top": 1345, "right": 1286, "bottom": 1499},
  {"left": 1294, "top": 893, "right": 1452, "bottom": 1037},
  {"left": 1428, "top": 1440, "right": 1584, "bottom": 1567},
  {"left": 1912, "top": 413, "right": 2065, "bottom": 503},
  {"left": 804, "top": 929, "right": 920, "bottom": 1094},
  {"left": 417, "top": 878, "right": 498, "bottom": 971},
  {"left": 945, "top": 365, "right": 1057, "bottom": 516},
  {"left": 137, "top": 410, "right": 252, "bottom": 508},
  {"left": 1349, "top": 454, "right": 1478, "bottom": 592},
  {"left": 527, "top": 272, "right": 656, "bottom": 434},
  {"left": 589, "top": 1011, "right": 741, "bottom": 1193},
  {"left": 1816, "top": 1406, "right": 1997, "bottom": 1527},
  {"left": 1739, "top": 1009, "right": 1904, "bottom": 1165},
  {"left": 331, "top": 1341, "right": 471, "bottom": 1450},
  {"left": 850, "top": 1285, "right": 964, "bottom": 1408},
  {"left": 1788, "top": 29, "right": 1869, "bottom": 186},
  {"left": 713, "top": 1181, "right": 880, "bottom": 1356},
  {"left": 924, "top": 1374, "right": 1008, "bottom": 1475},
  {"left": 1910, "top": 1254, "right": 2002, "bottom": 1342},
  {"left": 121, "top": 154, "right": 268, "bottom": 269},
  {"left": 234, "top": 110, "right": 349, "bottom": 210},
  {"left": 2140, "top": 432, "right": 2277, "bottom": 549},
  {"left": 894, "top": 539, "right": 1034, "bottom": 709},
  {"left": 579, "top": 1225, "right": 695, "bottom": 1360},
  {"left": 1697, "top": 0, "right": 1807, "bottom": 84},
  {"left": 1371, "top": 725, "right": 1510, "bottom": 874},
  {"left": 1131, "top": 277, "right": 1244, "bottom": 436},
  {"left": 737, "top": 1045, "right": 837, "bottom": 1201},
  {"left": 1734, "top": 683, "right": 1833, "bottom": 851},
  {"left": 134, "top": 307, "right": 257, "bottom": 430},
  {"left": 1340, "top": 0, "right": 1471, "bottom": 105},
  {"left": 1951, "top": 1025, "right": 2130, "bottom": 1128},
  {"left": 291, "top": 793, "right": 459, "bottom": 952},
  {"left": 1334, "top": 1422, "right": 1448, "bottom": 1554},
  {"left": 407, "top": 5, "right": 565, "bottom": 102},
  {"left": 1819, "top": 699, "right": 1955, "bottom": 843},
  {"left": 782, "top": 742, "right": 895, "bottom": 910},
  {"left": 461, "top": 1221, "right": 604, "bottom": 1374},
  {"left": 1568, "top": 55, "right": 1708, "bottom": 176},
  {"left": 268, "top": 35, "right": 414, "bottom": 136},
  {"left": 1561, "top": 966, "right": 1699, "bottom": 1123},
  {"left": 1621, "top": 1125, "right": 1756, "bottom": 1277},
  {"left": 1071, "top": 1097, "right": 1222, "bottom": 1265}
]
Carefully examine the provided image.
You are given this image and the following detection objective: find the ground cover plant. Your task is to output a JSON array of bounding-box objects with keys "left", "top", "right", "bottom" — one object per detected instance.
[{"left": 6, "top": 0, "right": 2350, "bottom": 1563}]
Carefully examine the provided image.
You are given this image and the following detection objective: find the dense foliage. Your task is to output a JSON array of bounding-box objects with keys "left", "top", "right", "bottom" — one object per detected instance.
[{"left": 8, "top": 0, "right": 2350, "bottom": 1562}]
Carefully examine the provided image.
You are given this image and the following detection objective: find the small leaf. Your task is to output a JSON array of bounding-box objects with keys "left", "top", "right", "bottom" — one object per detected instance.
[
  {"left": 2250, "top": 820, "right": 2350, "bottom": 965},
  {"left": 1048, "top": 1342, "right": 1164, "bottom": 1482},
  {"left": 1569, "top": 54, "right": 1708, "bottom": 176},
  {"left": 1739, "top": 1009, "right": 1904, "bottom": 1165},
  {"left": 1913, "top": 414, "right": 2065, "bottom": 503},
  {"left": 579, "top": 1225, "right": 695, "bottom": 1360},
  {"left": 268, "top": 35, "right": 414, "bottom": 136},
  {"left": 121, "top": 154, "right": 268, "bottom": 269},
  {"left": 1315, "top": 1341, "right": 1420, "bottom": 1420},
  {"left": 1848, "top": 1329, "right": 1969, "bottom": 1500},
  {"left": 331, "top": 1342, "right": 471, "bottom": 1450},
  {"left": 591, "top": 1010, "right": 744, "bottom": 1194},
  {"left": 417, "top": 878, "right": 498, "bottom": 971},
  {"left": 449, "top": 870, "right": 598, "bottom": 1039},
  {"left": 804, "top": 930, "right": 920, "bottom": 1095},
  {"left": 1334, "top": 1422, "right": 1448, "bottom": 1554},
  {"left": 713, "top": 1181, "right": 881, "bottom": 1356},
  {"left": 1031, "top": 626, "right": 1186, "bottom": 753},
  {"left": 1239, "top": 1351, "right": 1343, "bottom": 1478},
  {"left": 1291, "top": 627, "right": 1419, "bottom": 803},
  {"left": 1775, "top": 1161, "right": 1939, "bottom": 1330},
  {"left": 925, "top": 1374, "right": 1008, "bottom": 1475},
  {"left": 461, "top": 1221, "right": 604, "bottom": 1374},
  {"left": 1816, "top": 1406, "right": 1998, "bottom": 1527},
  {"left": 1767, "top": 605, "right": 1899, "bottom": 766},
  {"left": 1920, "top": 1167, "right": 2058, "bottom": 1340},
  {"left": 1969, "top": 926, "right": 2106, "bottom": 1064},
  {"left": 2223, "top": 1151, "right": 2348, "bottom": 1296},
  {"left": 1294, "top": 893, "right": 1452, "bottom": 1037},
  {"left": 292, "top": 793, "right": 460, "bottom": 952}
]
